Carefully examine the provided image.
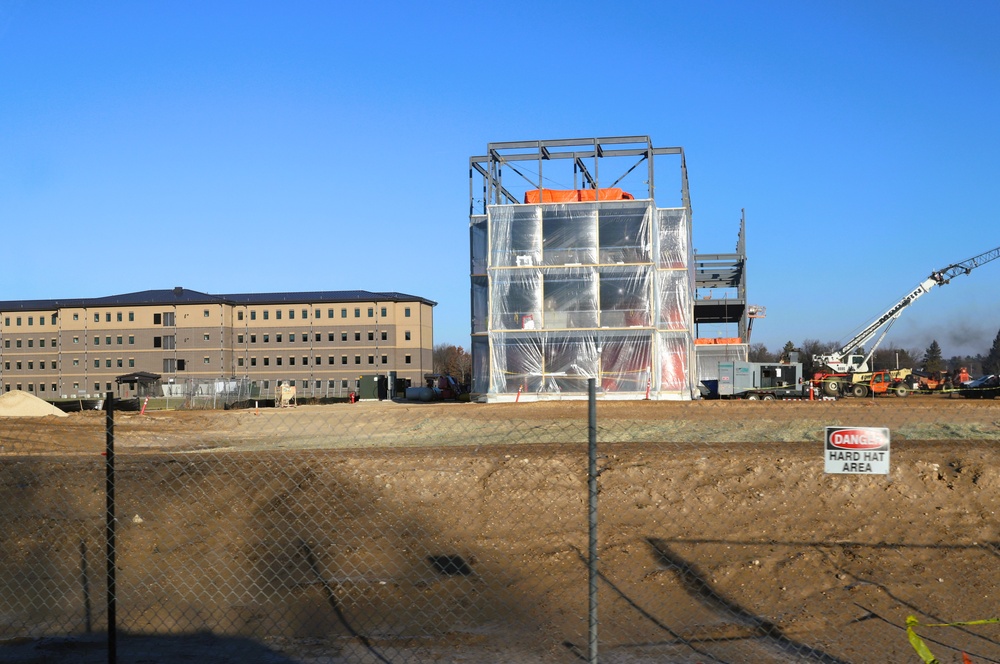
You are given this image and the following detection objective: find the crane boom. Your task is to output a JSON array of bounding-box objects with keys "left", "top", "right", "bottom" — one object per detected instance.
[
  {"left": 931, "top": 246, "right": 1000, "bottom": 284},
  {"left": 814, "top": 244, "right": 1000, "bottom": 374}
]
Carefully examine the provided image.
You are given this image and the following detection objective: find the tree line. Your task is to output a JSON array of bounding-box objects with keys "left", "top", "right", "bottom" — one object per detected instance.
[{"left": 749, "top": 329, "right": 1000, "bottom": 378}]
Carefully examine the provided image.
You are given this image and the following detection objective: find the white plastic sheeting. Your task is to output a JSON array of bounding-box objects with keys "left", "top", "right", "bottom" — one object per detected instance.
[
  {"left": 471, "top": 216, "right": 487, "bottom": 275},
  {"left": 657, "top": 270, "right": 690, "bottom": 330},
  {"left": 476, "top": 200, "right": 694, "bottom": 400},
  {"left": 694, "top": 343, "right": 749, "bottom": 393},
  {"left": 489, "top": 331, "right": 656, "bottom": 395},
  {"left": 657, "top": 209, "right": 688, "bottom": 268},
  {"left": 471, "top": 276, "right": 488, "bottom": 334},
  {"left": 471, "top": 335, "right": 490, "bottom": 395}
]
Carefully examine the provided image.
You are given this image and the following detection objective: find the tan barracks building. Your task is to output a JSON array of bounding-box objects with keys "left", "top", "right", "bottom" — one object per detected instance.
[{"left": 0, "top": 288, "right": 435, "bottom": 399}]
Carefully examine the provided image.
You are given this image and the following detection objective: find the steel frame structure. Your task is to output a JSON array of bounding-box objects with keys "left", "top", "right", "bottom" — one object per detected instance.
[
  {"left": 693, "top": 210, "right": 749, "bottom": 340},
  {"left": 469, "top": 136, "right": 703, "bottom": 401},
  {"left": 471, "top": 136, "right": 748, "bottom": 341},
  {"left": 469, "top": 136, "right": 690, "bottom": 215}
]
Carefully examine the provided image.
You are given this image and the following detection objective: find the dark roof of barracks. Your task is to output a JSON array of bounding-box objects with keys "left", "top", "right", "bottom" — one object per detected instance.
[
  {"left": 115, "top": 371, "right": 162, "bottom": 384},
  {"left": 0, "top": 288, "right": 437, "bottom": 312}
]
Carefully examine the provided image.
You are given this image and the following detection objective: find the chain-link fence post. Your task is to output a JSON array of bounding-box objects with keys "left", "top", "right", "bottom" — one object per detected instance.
[
  {"left": 588, "top": 377, "right": 598, "bottom": 664},
  {"left": 104, "top": 392, "right": 116, "bottom": 664}
]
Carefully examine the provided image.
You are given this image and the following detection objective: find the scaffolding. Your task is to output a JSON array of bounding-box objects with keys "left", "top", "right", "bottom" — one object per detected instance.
[{"left": 470, "top": 137, "right": 699, "bottom": 401}]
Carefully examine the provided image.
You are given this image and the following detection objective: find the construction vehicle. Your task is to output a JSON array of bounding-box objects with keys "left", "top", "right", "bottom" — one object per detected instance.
[
  {"left": 813, "top": 245, "right": 1000, "bottom": 396},
  {"left": 842, "top": 370, "right": 910, "bottom": 398},
  {"left": 907, "top": 369, "right": 951, "bottom": 392}
]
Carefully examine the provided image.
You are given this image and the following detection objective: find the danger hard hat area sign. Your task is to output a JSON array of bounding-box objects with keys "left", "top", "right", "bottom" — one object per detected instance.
[{"left": 825, "top": 426, "right": 890, "bottom": 475}]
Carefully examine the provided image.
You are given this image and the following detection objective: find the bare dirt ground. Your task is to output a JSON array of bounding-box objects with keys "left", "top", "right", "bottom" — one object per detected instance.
[{"left": 0, "top": 395, "right": 998, "bottom": 663}]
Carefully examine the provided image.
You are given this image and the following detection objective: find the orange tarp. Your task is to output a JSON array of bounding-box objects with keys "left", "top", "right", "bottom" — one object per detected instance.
[
  {"left": 694, "top": 338, "right": 744, "bottom": 345},
  {"left": 524, "top": 188, "right": 635, "bottom": 204}
]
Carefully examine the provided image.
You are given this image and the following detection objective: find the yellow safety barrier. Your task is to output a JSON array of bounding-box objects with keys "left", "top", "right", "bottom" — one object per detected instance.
[{"left": 906, "top": 615, "right": 998, "bottom": 663}]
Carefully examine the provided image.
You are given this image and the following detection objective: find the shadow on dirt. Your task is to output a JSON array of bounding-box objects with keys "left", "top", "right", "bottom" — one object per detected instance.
[
  {"left": 0, "top": 631, "right": 298, "bottom": 664},
  {"left": 646, "top": 538, "right": 852, "bottom": 664}
]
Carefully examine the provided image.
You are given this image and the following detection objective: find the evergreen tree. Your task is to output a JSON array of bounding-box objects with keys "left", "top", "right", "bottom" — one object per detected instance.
[
  {"left": 922, "top": 340, "right": 944, "bottom": 373},
  {"left": 983, "top": 329, "right": 1000, "bottom": 375},
  {"left": 781, "top": 341, "right": 796, "bottom": 362}
]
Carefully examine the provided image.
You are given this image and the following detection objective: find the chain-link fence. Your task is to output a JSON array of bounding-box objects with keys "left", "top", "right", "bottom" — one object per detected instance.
[
  {"left": 143, "top": 377, "right": 360, "bottom": 411},
  {"left": 1, "top": 386, "right": 998, "bottom": 663}
]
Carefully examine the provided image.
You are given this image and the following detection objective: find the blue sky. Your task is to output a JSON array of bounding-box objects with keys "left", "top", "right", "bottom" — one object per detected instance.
[{"left": 2, "top": 1, "right": 999, "bottom": 359}]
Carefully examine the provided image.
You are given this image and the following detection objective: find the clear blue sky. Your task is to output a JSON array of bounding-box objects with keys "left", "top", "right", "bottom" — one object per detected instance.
[{"left": 2, "top": 1, "right": 999, "bottom": 359}]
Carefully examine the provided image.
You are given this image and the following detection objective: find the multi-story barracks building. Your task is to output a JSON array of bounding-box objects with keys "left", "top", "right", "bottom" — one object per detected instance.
[{"left": 0, "top": 287, "right": 435, "bottom": 401}]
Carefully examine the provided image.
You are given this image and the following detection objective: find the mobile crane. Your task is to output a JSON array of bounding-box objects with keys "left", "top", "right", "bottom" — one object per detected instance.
[{"left": 813, "top": 245, "right": 1000, "bottom": 396}]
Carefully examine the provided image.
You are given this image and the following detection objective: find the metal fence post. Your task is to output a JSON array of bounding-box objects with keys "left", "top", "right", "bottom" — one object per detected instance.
[
  {"left": 105, "top": 393, "right": 116, "bottom": 664},
  {"left": 587, "top": 378, "right": 598, "bottom": 663}
]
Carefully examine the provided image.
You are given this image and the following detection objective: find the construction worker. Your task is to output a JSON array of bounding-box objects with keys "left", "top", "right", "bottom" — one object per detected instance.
[{"left": 957, "top": 367, "right": 970, "bottom": 385}]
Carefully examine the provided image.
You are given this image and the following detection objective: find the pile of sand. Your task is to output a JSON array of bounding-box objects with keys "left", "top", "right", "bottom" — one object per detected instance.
[{"left": 0, "top": 390, "right": 68, "bottom": 417}]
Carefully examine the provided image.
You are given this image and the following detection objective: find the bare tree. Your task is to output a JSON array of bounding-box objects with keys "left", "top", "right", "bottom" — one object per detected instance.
[
  {"left": 798, "top": 338, "right": 832, "bottom": 377},
  {"left": 433, "top": 344, "right": 473, "bottom": 385},
  {"left": 871, "top": 344, "right": 916, "bottom": 371}
]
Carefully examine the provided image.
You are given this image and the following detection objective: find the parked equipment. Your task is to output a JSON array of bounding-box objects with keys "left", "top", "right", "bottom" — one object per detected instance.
[
  {"left": 841, "top": 370, "right": 910, "bottom": 398},
  {"left": 707, "top": 358, "right": 815, "bottom": 400},
  {"left": 404, "top": 374, "right": 466, "bottom": 402},
  {"left": 907, "top": 369, "right": 952, "bottom": 392},
  {"left": 812, "top": 245, "right": 1000, "bottom": 395}
]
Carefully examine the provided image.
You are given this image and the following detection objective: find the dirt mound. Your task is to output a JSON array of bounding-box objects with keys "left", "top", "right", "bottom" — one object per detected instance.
[{"left": 0, "top": 390, "right": 68, "bottom": 417}]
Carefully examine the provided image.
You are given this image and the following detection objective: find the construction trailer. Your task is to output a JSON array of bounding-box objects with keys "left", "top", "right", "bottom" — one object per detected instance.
[
  {"left": 469, "top": 136, "right": 750, "bottom": 402},
  {"left": 710, "top": 359, "right": 810, "bottom": 400}
]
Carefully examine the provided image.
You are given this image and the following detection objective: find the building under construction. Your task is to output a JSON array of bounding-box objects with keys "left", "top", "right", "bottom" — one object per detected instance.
[{"left": 469, "top": 136, "right": 750, "bottom": 401}]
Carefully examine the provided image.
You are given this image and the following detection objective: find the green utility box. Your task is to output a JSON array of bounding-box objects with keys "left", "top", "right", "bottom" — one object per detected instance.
[{"left": 357, "top": 375, "right": 389, "bottom": 400}]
